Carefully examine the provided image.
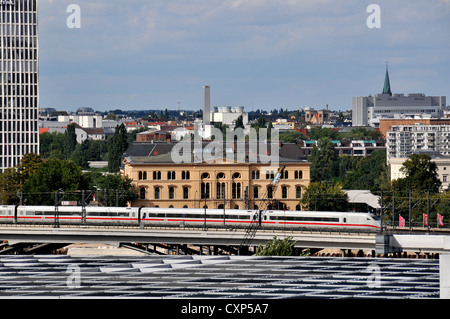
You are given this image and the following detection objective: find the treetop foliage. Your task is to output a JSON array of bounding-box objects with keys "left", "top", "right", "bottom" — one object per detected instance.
[{"left": 0, "top": 154, "right": 138, "bottom": 206}]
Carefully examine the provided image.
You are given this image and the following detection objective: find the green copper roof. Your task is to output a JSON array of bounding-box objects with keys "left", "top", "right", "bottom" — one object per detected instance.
[{"left": 382, "top": 63, "right": 392, "bottom": 95}]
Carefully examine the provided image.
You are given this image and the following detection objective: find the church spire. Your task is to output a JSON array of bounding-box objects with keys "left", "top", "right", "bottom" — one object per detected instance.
[{"left": 382, "top": 61, "right": 392, "bottom": 95}]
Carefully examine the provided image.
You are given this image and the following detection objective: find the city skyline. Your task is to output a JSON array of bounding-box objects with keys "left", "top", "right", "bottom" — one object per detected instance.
[{"left": 38, "top": 0, "right": 450, "bottom": 112}]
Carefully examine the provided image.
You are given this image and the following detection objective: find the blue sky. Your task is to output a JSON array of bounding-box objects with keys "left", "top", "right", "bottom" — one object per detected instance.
[{"left": 38, "top": 0, "right": 450, "bottom": 112}]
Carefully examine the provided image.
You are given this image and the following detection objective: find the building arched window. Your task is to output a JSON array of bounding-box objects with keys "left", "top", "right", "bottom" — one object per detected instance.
[
  {"left": 139, "top": 187, "right": 146, "bottom": 200},
  {"left": 217, "top": 182, "right": 225, "bottom": 199},
  {"left": 167, "top": 171, "right": 175, "bottom": 180},
  {"left": 267, "top": 186, "right": 273, "bottom": 199},
  {"left": 183, "top": 186, "right": 189, "bottom": 199},
  {"left": 294, "top": 170, "right": 303, "bottom": 180},
  {"left": 182, "top": 171, "right": 190, "bottom": 180},
  {"left": 201, "top": 182, "right": 210, "bottom": 199},
  {"left": 282, "top": 186, "right": 288, "bottom": 199},
  {"left": 154, "top": 187, "right": 160, "bottom": 199},
  {"left": 169, "top": 186, "right": 175, "bottom": 199},
  {"left": 296, "top": 186, "right": 302, "bottom": 199},
  {"left": 232, "top": 182, "right": 241, "bottom": 199},
  {"left": 253, "top": 186, "right": 259, "bottom": 199}
]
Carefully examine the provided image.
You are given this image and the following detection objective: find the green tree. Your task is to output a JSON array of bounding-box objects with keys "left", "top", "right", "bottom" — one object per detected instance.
[
  {"left": 279, "top": 131, "right": 306, "bottom": 143},
  {"left": 22, "top": 158, "right": 87, "bottom": 205},
  {"left": 342, "top": 150, "right": 389, "bottom": 191},
  {"left": 108, "top": 124, "right": 129, "bottom": 172},
  {"left": 40, "top": 131, "right": 66, "bottom": 159},
  {"left": 88, "top": 172, "right": 138, "bottom": 207},
  {"left": 70, "top": 144, "right": 89, "bottom": 169},
  {"left": 17, "top": 153, "right": 43, "bottom": 184},
  {"left": 308, "top": 127, "right": 339, "bottom": 140},
  {"left": 0, "top": 168, "right": 21, "bottom": 204},
  {"left": 234, "top": 115, "right": 244, "bottom": 130},
  {"left": 301, "top": 181, "right": 349, "bottom": 211},
  {"left": 0, "top": 153, "right": 43, "bottom": 204},
  {"left": 308, "top": 137, "right": 338, "bottom": 182},
  {"left": 380, "top": 155, "right": 442, "bottom": 228},
  {"left": 393, "top": 154, "right": 441, "bottom": 194},
  {"left": 251, "top": 115, "right": 267, "bottom": 133},
  {"left": 64, "top": 123, "right": 78, "bottom": 159},
  {"left": 255, "top": 236, "right": 297, "bottom": 256},
  {"left": 338, "top": 127, "right": 383, "bottom": 140}
]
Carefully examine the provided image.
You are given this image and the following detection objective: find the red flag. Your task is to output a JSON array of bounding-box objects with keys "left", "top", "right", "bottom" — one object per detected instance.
[
  {"left": 424, "top": 214, "right": 428, "bottom": 226},
  {"left": 399, "top": 215, "right": 405, "bottom": 227},
  {"left": 438, "top": 213, "right": 444, "bottom": 227}
]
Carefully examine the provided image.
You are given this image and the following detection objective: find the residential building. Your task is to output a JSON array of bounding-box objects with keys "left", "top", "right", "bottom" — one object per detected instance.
[
  {"left": 271, "top": 119, "right": 295, "bottom": 131},
  {"left": 352, "top": 65, "right": 446, "bottom": 127},
  {"left": 0, "top": 0, "right": 39, "bottom": 171},
  {"left": 298, "top": 139, "right": 385, "bottom": 158},
  {"left": 379, "top": 118, "right": 450, "bottom": 138},
  {"left": 122, "top": 142, "right": 310, "bottom": 210},
  {"left": 386, "top": 124, "right": 450, "bottom": 161},
  {"left": 57, "top": 114, "right": 103, "bottom": 129}
]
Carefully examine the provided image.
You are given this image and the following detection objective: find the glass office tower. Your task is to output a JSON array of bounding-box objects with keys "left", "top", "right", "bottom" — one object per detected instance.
[{"left": 0, "top": 0, "right": 39, "bottom": 171}]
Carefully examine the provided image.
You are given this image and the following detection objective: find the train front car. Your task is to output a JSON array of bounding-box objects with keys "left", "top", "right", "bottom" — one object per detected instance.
[{"left": 264, "top": 210, "right": 382, "bottom": 233}]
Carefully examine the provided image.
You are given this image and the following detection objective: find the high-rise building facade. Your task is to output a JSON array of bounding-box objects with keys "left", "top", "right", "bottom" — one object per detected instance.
[{"left": 0, "top": 0, "right": 39, "bottom": 171}]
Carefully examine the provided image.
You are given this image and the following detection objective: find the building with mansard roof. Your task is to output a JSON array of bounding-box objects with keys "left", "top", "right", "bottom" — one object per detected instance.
[{"left": 121, "top": 141, "right": 310, "bottom": 210}]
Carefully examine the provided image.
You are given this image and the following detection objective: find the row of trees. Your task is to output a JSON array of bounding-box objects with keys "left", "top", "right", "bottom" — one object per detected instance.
[
  {"left": 40, "top": 123, "right": 129, "bottom": 172},
  {"left": 303, "top": 136, "right": 450, "bottom": 227},
  {"left": 0, "top": 153, "right": 138, "bottom": 206},
  {"left": 308, "top": 137, "right": 389, "bottom": 191},
  {"left": 278, "top": 127, "right": 384, "bottom": 144},
  {"left": 0, "top": 123, "right": 135, "bottom": 206}
]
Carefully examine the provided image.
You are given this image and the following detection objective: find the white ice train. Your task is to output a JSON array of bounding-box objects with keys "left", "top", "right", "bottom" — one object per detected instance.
[{"left": 0, "top": 205, "right": 382, "bottom": 233}]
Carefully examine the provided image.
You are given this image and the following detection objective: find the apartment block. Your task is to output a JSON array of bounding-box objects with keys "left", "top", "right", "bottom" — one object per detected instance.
[{"left": 386, "top": 124, "right": 450, "bottom": 161}]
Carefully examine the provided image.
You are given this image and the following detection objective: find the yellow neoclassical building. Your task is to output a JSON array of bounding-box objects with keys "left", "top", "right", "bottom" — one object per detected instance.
[{"left": 122, "top": 142, "right": 310, "bottom": 211}]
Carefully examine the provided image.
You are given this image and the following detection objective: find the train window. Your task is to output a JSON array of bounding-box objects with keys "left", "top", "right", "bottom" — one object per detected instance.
[
  {"left": 344, "top": 218, "right": 346, "bottom": 223},
  {"left": 272, "top": 215, "right": 339, "bottom": 222}
]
